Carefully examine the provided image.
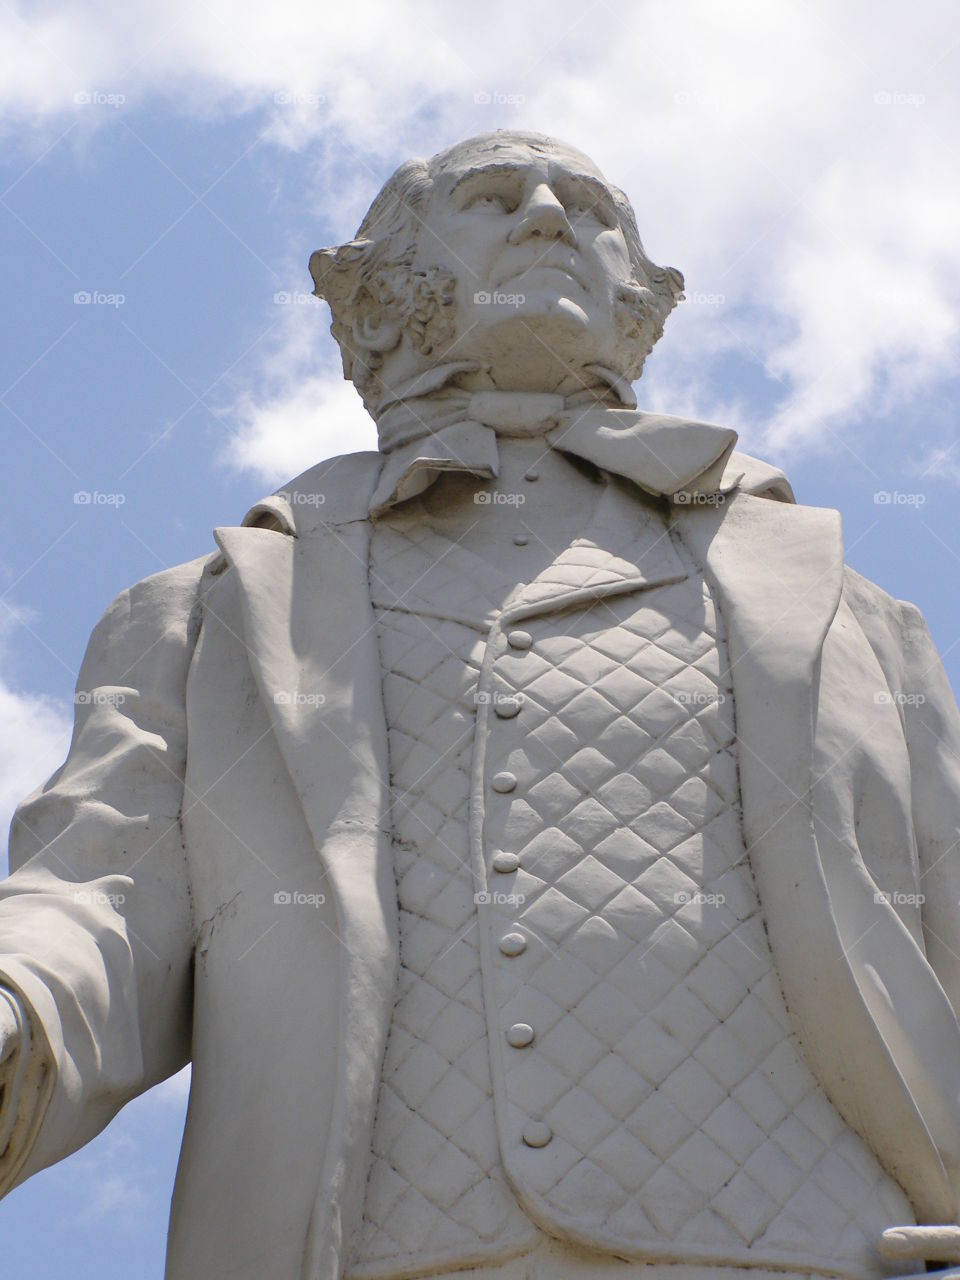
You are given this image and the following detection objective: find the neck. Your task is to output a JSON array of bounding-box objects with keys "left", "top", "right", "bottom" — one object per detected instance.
[{"left": 374, "top": 361, "right": 636, "bottom": 454}]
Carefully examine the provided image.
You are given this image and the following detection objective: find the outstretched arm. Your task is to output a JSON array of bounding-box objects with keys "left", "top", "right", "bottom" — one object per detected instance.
[{"left": 0, "top": 553, "right": 213, "bottom": 1196}]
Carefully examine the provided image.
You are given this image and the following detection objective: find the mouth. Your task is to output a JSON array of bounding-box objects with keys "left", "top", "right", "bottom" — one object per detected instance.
[{"left": 493, "top": 259, "right": 589, "bottom": 293}]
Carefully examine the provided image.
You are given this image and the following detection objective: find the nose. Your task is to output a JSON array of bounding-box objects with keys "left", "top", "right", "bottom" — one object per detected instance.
[{"left": 507, "top": 182, "right": 577, "bottom": 247}]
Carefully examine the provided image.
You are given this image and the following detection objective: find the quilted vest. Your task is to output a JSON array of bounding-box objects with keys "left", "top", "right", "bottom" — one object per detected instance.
[{"left": 346, "top": 476, "right": 911, "bottom": 1280}]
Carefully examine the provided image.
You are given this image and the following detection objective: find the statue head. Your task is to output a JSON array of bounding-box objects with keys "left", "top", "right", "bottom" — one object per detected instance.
[{"left": 310, "top": 131, "right": 684, "bottom": 416}]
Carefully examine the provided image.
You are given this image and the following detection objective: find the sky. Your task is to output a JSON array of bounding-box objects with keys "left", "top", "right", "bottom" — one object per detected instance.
[{"left": 0, "top": 1, "right": 959, "bottom": 1275}]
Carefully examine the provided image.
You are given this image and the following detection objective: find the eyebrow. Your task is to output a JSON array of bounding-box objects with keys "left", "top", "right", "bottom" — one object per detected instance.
[
  {"left": 447, "top": 162, "right": 616, "bottom": 206},
  {"left": 448, "top": 162, "right": 524, "bottom": 198}
]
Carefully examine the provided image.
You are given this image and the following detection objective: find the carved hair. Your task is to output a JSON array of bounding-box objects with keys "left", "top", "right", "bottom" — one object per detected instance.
[{"left": 309, "top": 136, "right": 684, "bottom": 410}]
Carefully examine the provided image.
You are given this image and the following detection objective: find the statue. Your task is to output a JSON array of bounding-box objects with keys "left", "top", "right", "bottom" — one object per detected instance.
[{"left": 2, "top": 130, "right": 960, "bottom": 1280}]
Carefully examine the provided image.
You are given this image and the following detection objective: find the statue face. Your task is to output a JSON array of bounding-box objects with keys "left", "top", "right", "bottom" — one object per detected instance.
[{"left": 410, "top": 138, "right": 638, "bottom": 392}]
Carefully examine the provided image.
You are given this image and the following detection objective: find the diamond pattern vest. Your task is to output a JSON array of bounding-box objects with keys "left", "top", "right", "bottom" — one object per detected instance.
[{"left": 347, "top": 481, "right": 911, "bottom": 1280}]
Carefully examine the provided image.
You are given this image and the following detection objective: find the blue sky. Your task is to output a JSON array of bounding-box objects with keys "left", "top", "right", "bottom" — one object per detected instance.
[{"left": 1, "top": 1, "right": 959, "bottom": 1275}]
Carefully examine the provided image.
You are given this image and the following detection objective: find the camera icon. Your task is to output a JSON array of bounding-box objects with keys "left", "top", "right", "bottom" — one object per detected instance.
[
  {"left": 473, "top": 891, "right": 492, "bottom": 905},
  {"left": 473, "top": 291, "right": 491, "bottom": 305},
  {"left": 474, "top": 91, "right": 491, "bottom": 105},
  {"left": 274, "top": 890, "right": 292, "bottom": 905},
  {"left": 74, "top": 291, "right": 91, "bottom": 305},
  {"left": 474, "top": 491, "right": 492, "bottom": 504}
]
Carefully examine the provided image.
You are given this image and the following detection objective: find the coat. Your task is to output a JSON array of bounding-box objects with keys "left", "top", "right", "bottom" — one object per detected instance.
[{"left": 2, "top": 440, "right": 960, "bottom": 1280}]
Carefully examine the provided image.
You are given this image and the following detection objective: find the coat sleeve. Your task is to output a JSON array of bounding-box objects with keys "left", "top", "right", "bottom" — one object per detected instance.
[
  {"left": 0, "top": 552, "right": 213, "bottom": 1196},
  {"left": 894, "top": 598, "right": 960, "bottom": 1018},
  {"left": 846, "top": 566, "right": 960, "bottom": 1016}
]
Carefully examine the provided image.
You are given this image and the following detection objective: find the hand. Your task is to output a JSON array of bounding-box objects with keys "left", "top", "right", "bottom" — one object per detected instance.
[
  {"left": 0, "top": 992, "right": 23, "bottom": 1148},
  {"left": 0, "top": 991, "right": 20, "bottom": 1070}
]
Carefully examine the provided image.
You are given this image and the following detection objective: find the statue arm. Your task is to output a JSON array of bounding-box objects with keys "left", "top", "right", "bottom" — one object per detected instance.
[
  {"left": 0, "top": 553, "right": 213, "bottom": 1197},
  {"left": 896, "top": 598, "right": 960, "bottom": 1019}
]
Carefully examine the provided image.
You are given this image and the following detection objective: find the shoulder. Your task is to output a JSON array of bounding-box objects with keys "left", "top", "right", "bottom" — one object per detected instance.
[
  {"left": 85, "top": 552, "right": 218, "bottom": 673},
  {"left": 240, "top": 451, "right": 382, "bottom": 536},
  {"left": 723, "top": 450, "right": 796, "bottom": 503},
  {"left": 840, "top": 563, "right": 938, "bottom": 689},
  {"left": 842, "top": 563, "right": 927, "bottom": 637}
]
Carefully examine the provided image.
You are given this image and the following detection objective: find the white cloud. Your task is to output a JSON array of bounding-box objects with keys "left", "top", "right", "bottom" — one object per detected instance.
[
  {"left": 222, "top": 302, "right": 377, "bottom": 486},
  {"left": 3, "top": 0, "right": 958, "bottom": 465}
]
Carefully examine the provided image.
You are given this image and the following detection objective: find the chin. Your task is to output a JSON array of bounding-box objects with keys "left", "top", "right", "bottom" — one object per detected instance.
[{"left": 464, "top": 302, "right": 616, "bottom": 384}]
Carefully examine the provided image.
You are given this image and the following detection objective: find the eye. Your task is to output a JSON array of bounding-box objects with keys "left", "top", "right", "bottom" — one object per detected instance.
[
  {"left": 556, "top": 181, "right": 618, "bottom": 228},
  {"left": 564, "top": 199, "right": 598, "bottom": 219},
  {"left": 465, "top": 191, "right": 515, "bottom": 213}
]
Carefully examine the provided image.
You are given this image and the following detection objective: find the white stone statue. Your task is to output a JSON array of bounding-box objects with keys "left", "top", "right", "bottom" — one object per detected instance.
[{"left": 3, "top": 130, "right": 960, "bottom": 1280}]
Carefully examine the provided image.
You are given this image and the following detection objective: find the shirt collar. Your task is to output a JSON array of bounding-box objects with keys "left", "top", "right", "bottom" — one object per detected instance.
[{"left": 369, "top": 361, "right": 742, "bottom": 517}]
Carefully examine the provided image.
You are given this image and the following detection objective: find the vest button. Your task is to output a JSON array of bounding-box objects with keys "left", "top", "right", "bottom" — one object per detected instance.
[
  {"left": 524, "top": 469, "right": 539, "bottom": 482},
  {"left": 512, "top": 534, "right": 529, "bottom": 546},
  {"left": 492, "top": 771, "right": 517, "bottom": 793},
  {"left": 491, "top": 851, "right": 520, "bottom": 873},
  {"left": 507, "top": 629, "right": 533, "bottom": 650},
  {"left": 494, "top": 696, "right": 522, "bottom": 719},
  {"left": 506, "top": 1022, "right": 535, "bottom": 1048},
  {"left": 522, "top": 1121, "right": 552, "bottom": 1148},
  {"left": 499, "top": 932, "right": 527, "bottom": 956}
]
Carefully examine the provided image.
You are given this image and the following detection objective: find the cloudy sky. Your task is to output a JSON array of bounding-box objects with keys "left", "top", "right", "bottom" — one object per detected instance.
[{"left": 1, "top": 1, "right": 959, "bottom": 1274}]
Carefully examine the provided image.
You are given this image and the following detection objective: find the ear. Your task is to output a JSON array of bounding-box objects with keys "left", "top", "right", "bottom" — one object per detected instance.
[
  {"left": 351, "top": 312, "right": 401, "bottom": 354},
  {"left": 309, "top": 241, "right": 401, "bottom": 356}
]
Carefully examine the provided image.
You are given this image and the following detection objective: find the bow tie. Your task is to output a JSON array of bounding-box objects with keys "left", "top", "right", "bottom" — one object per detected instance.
[{"left": 368, "top": 363, "right": 745, "bottom": 516}]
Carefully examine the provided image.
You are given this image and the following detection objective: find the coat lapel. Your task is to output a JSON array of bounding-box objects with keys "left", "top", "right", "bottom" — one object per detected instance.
[
  {"left": 677, "top": 492, "right": 957, "bottom": 1223},
  {"left": 214, "top": 451, "right": 398, "bottom": 1279}
]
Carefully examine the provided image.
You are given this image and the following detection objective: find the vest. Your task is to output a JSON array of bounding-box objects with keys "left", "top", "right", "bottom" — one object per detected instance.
[{"left": 346, "top": 478, "right": 910, "bottom": 1280}]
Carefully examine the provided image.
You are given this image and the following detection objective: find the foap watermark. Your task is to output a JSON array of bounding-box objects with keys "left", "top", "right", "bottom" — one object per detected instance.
[
  {"left": 474, "top": 490, "right": 526, "bottom": 506},
  {"left": 687, "top": 291, "right": 726, "bottom": 307},
  {"left": 274, "top": 91, "right": 326, "bottom": 107},
  {"left": 76, "top": 689, "right": 126, "bottom": 708},
  {"left": 73, "top": 90, "right": 125, "bottom": 108},
  {"left": 475, "top": 890, "right": 526, "bottom": 906},
  {"left": 874, "top": 690, "right": 926, "bottom": 707},
  {"left": 474, "top": 91, "right": 525, "bottom": 107},
  {"left": 275, "top": 489, "right": 326, "bottom": 506},
  {"left": 273, "top": 890, "right": 326, "bottom": 907},
  {"left": 473, "top": 289, "right": 526, "bottom": 308},
  {"left": 874, "top": 889, "right": 925, "bottom": 906},
  {"left": 673, "top": 490, "right": 725, "bottom": 506},
  {"left": 874, "top": 490, "right": 926, "bottom": 507},
  {"left": 875, "top": 488, "right": 926, "bottom": 504},
  {"left": 273, "top": 291, "right": 319, "bottom": 306},
  {"left": 74, "top": 490, "right": 126, "bottom": 506},
  {"left": 675, "top": 890, "right": 726, "bottom": 906},
  {"left": 874, "top": 90, "right": 925, "bottom": 107},
  {"left": 475, "top": 690, "right": 525, "bottom": 708},
  {"left": 674, "top": 90, "right": 722, "bottom": 108},
  {"left": 673, "top": 690, "right": 726, "bottom": 706},
  {"left": 73, "top": 888, "right": 126, "bottom": 906},
  {"left": 74, "top": 290, "right": 125, "bottom": 308},
  {"left": 273, "top": 691, "right": 326, "bottom": 708}
]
